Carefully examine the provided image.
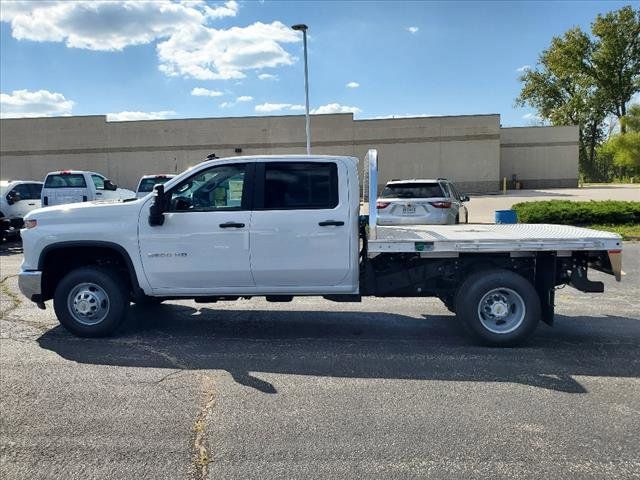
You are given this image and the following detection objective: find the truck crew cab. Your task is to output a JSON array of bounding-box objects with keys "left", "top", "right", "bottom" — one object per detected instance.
[{"left": 18, "top": 151, "right": 623, "bottom": 346}]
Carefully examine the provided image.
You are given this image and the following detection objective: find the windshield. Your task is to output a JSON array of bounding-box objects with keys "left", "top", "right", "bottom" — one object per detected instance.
[
  {"left": 138, "top": 176, "right": 173, "bottom": 193},
  {"left": 44, "top": 174, "right": 87, "bottom": 188},
  {"left": 380, "top": 182, "right": 444, "bottom": 199}
]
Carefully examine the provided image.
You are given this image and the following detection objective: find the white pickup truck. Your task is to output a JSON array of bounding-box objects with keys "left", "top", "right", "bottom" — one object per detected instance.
[
  {"left": 18, "top": 150, "right": 623, "bottom": 346},
  {"left": 41, "top": 170, "right": 135, "bottom": 206}
]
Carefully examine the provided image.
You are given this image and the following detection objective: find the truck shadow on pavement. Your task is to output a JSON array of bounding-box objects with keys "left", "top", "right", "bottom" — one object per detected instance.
[{"left": 36, "top": 304, "right": 640, "bottom": 395}]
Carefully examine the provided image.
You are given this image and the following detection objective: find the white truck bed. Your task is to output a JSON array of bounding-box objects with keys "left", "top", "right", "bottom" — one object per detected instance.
[{"left": 368, "top": 223, "right": 622, "bottom": 254}]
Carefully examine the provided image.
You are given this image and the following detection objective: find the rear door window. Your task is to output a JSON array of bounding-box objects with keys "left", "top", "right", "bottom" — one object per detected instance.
[
  {"left": 44, "top": 174, "right": 87, "bottom": 188},
  {"left": 262, "top": 162, "right": 338, "bottom": 210},
  {"left": 380, "top": 182, "right": 444, "bottom": 199}
]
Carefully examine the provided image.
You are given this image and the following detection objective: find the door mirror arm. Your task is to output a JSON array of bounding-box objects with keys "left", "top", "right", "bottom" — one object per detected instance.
[{"left": 149, "top": 184, "right": 168, "bottom": 226}]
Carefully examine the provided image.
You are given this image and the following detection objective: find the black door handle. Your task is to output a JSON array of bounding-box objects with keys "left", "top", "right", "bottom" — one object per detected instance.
[
  {"left": 318, "top": 220, "right": 344, "bottom": 227},
  {"left": 219, "top": 222, "right": 245, "bottom": 228}
]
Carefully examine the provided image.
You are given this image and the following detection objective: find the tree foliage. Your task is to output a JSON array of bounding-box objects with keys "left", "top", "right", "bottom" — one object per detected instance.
[
  {"left": 599, "top": 104, "right": 640, "bottom": 171},
  {"left": 516, "top": 5, "right": 640, "bottom": 180}
]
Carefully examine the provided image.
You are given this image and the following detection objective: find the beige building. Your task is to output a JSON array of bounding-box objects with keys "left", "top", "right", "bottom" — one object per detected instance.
[{"left": 0, "top": 113, "right": 578, "bottom": 193}]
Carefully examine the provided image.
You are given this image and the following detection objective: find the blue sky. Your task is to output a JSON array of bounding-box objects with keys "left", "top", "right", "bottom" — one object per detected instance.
[{"left": 0, "top": 0, "right": 634, "bottom": 125}]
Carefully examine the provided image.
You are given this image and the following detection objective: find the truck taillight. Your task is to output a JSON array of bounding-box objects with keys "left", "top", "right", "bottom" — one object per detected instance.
[
  {"left": 429, "top": 201, "right": 452, "bottom": 209},
  {"left": 376, "top": 201, "right": 390, "bottom": 209}
]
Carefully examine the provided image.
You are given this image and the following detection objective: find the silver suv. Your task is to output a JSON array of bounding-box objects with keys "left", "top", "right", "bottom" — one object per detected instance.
[{"left": 376, "top": 179, "right": 469, "bottom": 225}]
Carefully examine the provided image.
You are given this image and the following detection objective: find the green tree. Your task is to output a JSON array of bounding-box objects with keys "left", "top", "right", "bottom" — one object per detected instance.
[
  {"left": 516, "top": 5, "right": 640, "bottom": 179},
  {"left": 589, "top": 7, "right": 640, "bottom": 133},
  {"left": 599, "top": 104, "right": 640, "bottom": 174}
]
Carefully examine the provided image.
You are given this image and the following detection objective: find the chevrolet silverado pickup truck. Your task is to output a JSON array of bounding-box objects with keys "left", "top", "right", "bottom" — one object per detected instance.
[{"left": 18, "top": 150, "right": 623, "bottom": 346}]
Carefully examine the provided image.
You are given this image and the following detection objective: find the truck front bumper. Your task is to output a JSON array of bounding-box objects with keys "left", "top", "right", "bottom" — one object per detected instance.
[{"left": 18, "top": 270, "right": 43, "bottom": 302}]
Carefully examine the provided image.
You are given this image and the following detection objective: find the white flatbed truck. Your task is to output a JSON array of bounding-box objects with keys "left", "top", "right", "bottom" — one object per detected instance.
[{"left": 18, "top": 150, "right": 622, "bottom": 346}]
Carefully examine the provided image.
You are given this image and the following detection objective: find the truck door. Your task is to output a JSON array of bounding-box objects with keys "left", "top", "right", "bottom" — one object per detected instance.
[
  {"left": 250, "top": 160, "right": 352, "bottom": 287},
  {"left": 138, "top": 162, "right": 255, "bottom": 293}
]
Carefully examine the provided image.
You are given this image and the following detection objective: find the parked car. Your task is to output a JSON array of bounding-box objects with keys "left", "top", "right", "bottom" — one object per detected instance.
[
  {"left": 376, "top": 178, "right": 469, "bottom": 225},
  {"left": 135, "top": 174, "right": 176, "bottom": 199},
  {"left": 0, "top": 180, "right": 43, "bottom": 229},
  {"left": 41, "top": 171, "right": 135, "bottom": 207}
]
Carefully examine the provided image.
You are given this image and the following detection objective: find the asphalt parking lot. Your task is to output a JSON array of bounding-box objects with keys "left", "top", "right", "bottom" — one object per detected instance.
[{"left": 1, "top": 241, "right": 639, "bottom": 479}]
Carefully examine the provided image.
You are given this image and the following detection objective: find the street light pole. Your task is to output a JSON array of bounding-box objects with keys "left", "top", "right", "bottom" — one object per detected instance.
[{"left": 292, "top": 24, "right": 310, "bottom": 155}]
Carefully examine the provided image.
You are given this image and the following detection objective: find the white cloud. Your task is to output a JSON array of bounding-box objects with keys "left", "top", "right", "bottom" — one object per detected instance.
[
  {"left": 406, "top": 26, "right": 419, "bottom": 34},
  {"left": 106, "top": 110, "right": 176, "bottom": 121},
  {"left": 201, "top": 0, "right": 239, "bottom": 19},
  {"left": 258, "top": 73, "right": 278, "bottom": 80},
  {"left": 1, "top": 2, "right": 298, "bottom": 81},
  {"left": 346, "top": 81, "right": 360, "bottom": 89},
  {"left": 255, "top": 102, "right": 360, "bottom": 114},
  {"left": 255, "top": 102, "right": 304, "bottom": 113},
  {"left": 516, "top": 65, "right": 531, "bottom": 72},
  {"left": 0, "top": 1, "right": 228, "bottom": 51},
  {"left": 157, "top": 21, "right": 299, "bottom": 80},
  {"left": 219, "top": 101, "right": 233, "bottom": 108},
  {"left": 0, "top": 89, "right": 74, "bottom": 118},
  {"left": 191, "top": 87, "right": 224, "bottom": 97},
  {"left": 522, "top": 112, "right": 543, "bottom": 122},
  {"left": 236, "top": 95, "right": 253, "bottom": 102},
  {"left": 311, "top": 103, "right": 361, "bottom": 115}
]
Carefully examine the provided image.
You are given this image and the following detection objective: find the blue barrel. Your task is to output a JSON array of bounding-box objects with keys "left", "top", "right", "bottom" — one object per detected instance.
[{"left": 495, "top": 209, "right": 518, "bottom": 224}]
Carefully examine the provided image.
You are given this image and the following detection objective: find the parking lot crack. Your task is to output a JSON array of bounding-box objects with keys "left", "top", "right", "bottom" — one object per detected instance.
[
  {"left": 192, "top": 374, "right": 216, "bottom": 480},
  {"left": 0, "top": 275, "right": 21, "bottom": 318}
]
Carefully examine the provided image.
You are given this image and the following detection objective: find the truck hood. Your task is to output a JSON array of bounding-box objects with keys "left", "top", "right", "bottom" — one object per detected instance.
[{"left": 25, "top": 198, "right": 143, "bottom": 222}]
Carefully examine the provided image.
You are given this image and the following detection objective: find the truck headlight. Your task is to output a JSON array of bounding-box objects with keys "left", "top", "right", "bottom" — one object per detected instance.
[{"left": 24, "top": 219, "right": 37, "bottom": 229}]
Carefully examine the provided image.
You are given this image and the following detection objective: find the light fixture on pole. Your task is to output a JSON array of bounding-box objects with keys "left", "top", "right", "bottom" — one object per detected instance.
[{"left": 292, "top": 23, "right": 311, "bottom": 155}]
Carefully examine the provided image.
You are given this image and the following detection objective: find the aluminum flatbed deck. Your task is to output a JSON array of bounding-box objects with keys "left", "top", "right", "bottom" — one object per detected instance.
[{"left": 368, "top": 224, "right": 622, "bottom": 254}]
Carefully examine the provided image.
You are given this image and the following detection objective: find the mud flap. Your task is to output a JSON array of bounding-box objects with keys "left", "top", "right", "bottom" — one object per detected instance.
[
  {"left": 569, "top": 266, "right": 604, "bottom": 293},
  {"left": 535, "top": 253, "right": 556, "bottom": 326}
]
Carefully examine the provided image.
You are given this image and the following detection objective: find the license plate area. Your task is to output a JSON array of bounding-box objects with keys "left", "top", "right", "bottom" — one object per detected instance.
[{"left": 402, "top": 205, "right": 416, "bottom": 215}]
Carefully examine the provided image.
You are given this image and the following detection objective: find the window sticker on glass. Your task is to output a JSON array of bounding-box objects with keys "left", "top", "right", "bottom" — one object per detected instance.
[{"left": 228, "top": 179, "right": 243, "bottom": 205}]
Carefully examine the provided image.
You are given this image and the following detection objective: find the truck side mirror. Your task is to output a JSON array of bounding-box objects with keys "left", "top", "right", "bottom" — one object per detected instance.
[
  {"left": 460, "top": 194, "right": 470, "bottom": 202},
  {"left": 148, "top": 184, "right": 167, "bottom": 226},
  {"left": 104, "top": 179, "right": 118, "bottom": 191},
  {"left": 6, "top": 191, "right": 20, "bottom": 205}
]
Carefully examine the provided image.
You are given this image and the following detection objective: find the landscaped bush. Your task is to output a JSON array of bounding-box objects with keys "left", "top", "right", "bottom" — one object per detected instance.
[{"left": 511, "top": 200, "right": 640, "bottom": 225}]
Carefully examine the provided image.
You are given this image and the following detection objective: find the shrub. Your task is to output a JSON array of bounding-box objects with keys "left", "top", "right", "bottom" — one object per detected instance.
[{"left": 511, "top": 200, "right": 640, "bottom": 225}]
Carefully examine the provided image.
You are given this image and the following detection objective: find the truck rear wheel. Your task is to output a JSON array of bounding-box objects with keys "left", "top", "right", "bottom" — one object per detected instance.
[
  {"left": 455, "top": 269, "right": 540, "bottom": 346},
  {"left": 53, "top": 266, "right": 128, "bottom": 337}
]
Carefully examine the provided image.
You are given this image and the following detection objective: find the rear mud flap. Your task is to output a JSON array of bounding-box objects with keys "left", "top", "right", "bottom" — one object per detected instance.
[{"left": 569, "top": 267, "right": 604, "bottom": 293}]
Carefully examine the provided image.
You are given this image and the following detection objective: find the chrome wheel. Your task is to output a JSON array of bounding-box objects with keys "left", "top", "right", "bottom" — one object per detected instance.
[
  {"left": 67, "top": 282, "right": 110, "bottom": 326},
  {"left": 477, "top": 287, "right": 526, "bottom": 334}
]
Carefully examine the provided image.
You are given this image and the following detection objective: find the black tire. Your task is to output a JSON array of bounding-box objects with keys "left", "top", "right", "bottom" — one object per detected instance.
[
  {"left": 455, "top": 269, "right": 540, "bottom": 347},
  {"left": 53, "top": 266, "right": 128, "bottom": 337}
]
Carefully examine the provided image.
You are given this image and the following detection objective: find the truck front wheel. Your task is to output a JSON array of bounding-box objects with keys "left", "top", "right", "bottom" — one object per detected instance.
[
  {"left": 455, "top": 269, "right": 540, "bottom": 346},
  {"left": 53, "top": 266, "right": 128, "bottom": 337}
]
